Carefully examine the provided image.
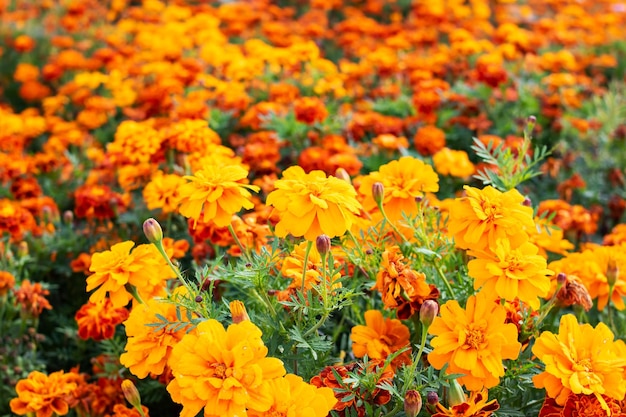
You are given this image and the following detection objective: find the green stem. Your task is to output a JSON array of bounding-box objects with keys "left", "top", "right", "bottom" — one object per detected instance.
[
  {"left": 228, "top": 224, "right": 251, "bottom": 262},
  {"left": 435, "top": 261, "right": 455, "bottom": 298},
  {"left": 377, "top": 201, "right": 409, "bottom": 244},
  {"left": 153, "top": 240, "right": 195, "bottom": 296},
  {"left": 382, "top": 401, "right": 403, "bottom": 417},
  {"left": 300, "top": 240, "right": 313, "bottom": 295},
  {"left": 405, "top": 324, "right": 429, "bottom": 392},
  {"left": 303, "top": 313, "right": 329, "bottom": 338}
]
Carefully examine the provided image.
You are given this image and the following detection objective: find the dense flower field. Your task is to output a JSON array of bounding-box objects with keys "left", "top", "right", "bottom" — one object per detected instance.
[{"left": 2, "top": 0, "right": 626, "bottom": 416}]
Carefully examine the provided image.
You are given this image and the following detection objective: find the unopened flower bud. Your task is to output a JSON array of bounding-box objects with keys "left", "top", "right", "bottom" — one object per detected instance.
[
  {"left": 229, "top": 300, "right": 250, "bottom": 323},
  {"left": 607, "top": 259, "right": 619, "bottom": 286},
  {"left": 448, "top": 379, "right": 466, "bottom": 406},
  {"left": 522, "top": 196, "right": 532, "bottom": 207},
  {"left": 404, "top": 390, "right": 422, "bottom": 417},
  {"left": 372, "top": 182, "right": 385, "bottom": 205},
  {"left": 334, "top": 167, "right": 351, "bottom": 183},
  {"left": 316, "top": 234, "right": 331, "bottom": 256},
  {"left": 121, "top": 379, "right": 142, "bottom": 410},
  {"left": 420, "top": 300, "right": 438, "bottom": 328},
  {"left": 427, "top": 391, "right": 439, "bottom": 405},
  {"left": 195, "top": 295, "right": 203, "bottom": 303},
  {"left": 143, "top": 218, "right": 163, "bottom": 244},
  {"left": 556, "top": 272, "right": 567, "bottom": 285},
  {"left": 63, "top": 210, "right": 74, "bottom": 224},
  {"left": 17, "top": 242, "right": 28, "bottom": 257}
]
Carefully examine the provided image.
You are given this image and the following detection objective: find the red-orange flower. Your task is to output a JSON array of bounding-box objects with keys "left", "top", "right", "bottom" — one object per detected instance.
[
  {"left": 75, "top": 299, "right": 129, "bottom": 341},
  {"left": 0, "top": 270, "right": 16, "bottom": 296},
  {"left": 13, "top": 279, "right": 52, "bottom": 318}
]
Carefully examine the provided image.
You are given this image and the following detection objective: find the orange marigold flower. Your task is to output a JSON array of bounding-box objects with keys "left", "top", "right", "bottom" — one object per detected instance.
[
  {"left": 177, "top": 164, "right": 259, "bottom": 228},
  {"left": 552, "top": 274, "right": 593, "bottom": 312},
  {"left": 0, "top": 198, "right": 38, "bottom": 240},
  {"left": 358, "top": 156, "right": 439, "bottom": 222},
  {"left": 548, "top": 245, "right": 626, "bottom": 310},
  {"left": 120, "top": 295, "right": 192, "bottom": 379},
  {"left": 447, "top": 185, "right": 535, "bottom": 252},
  {"left": 247, "top": 374, "right": 337, "bottom": 417},
  {"left": 431, "top": 390, "right": 499, "bottom": 417},
  {"left": 433, "top": 148, "right": 476, "bottom": 178},
  {"left": 75, "top": 299, "right": 129, "bottom": 341},
  {"left": 532, "top": 314, "right": 626, "bottom": 407},
  {"left": 143, "top": 171, "right": 185, "bottom": 214},
  {"left": 166, "top": 319, "right": 286, "bottom": 417},
  {"left": 293, "top": 96, "right": 328, "bottom": 124},
  {"left": 428, "top": 291, "right": 521, "bottom": 391},
  {"left": 373, "top": 246, "right": 439, "bottom": 319},
  {"left": 372, "top": 134, "right": 409, "bottom": 152},
  {"left": 414, "top": 125, "right": 446, "bottom": 156},
  {"left": 0, "top": 270, "right": 16, "bottom": 296},
  {"left": 70, "top": 253, "right": 92, "bottom": 274},
  {"left": 74, "top": 185, "right": 127, "bottom": 220},
  {"left": 106, "top": 120, "right": 163, "bottom": 165},
  {"left": 468, "top": 240, "right": 554, "bottom": 310},
  {"left": 539, "top": 393, "right": 626, "bottom": 417},
  {"left": 351, "top": 310, "right": 412, "bottom": 370},
  {"left": 13, "top": 279, "right": 52, "bottom": 318},
  {"left": 163, "top": 119, "right": 221, "bottom": 154},
  {"left": 10, "top": 370, "right": 78, "bottom": 417},
  {"left": 266, "top": 165, "right": 362, "bottom": 241},
  {"left": 86, "top": 241, "right": 174, "bottom": 308}
]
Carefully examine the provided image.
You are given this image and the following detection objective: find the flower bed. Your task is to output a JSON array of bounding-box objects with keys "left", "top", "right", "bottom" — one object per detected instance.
[{"left": 1, "top": 1, "right": 626, "bottom": 416}]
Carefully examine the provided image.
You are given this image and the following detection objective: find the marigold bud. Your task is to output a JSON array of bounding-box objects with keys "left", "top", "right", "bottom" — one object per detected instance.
[
  {"left": 427, "top": 391, "right": 439, "bottom": 405},
  {"left": 448, "top": 379, "right": 466, "bottom": 406},
  {"left": 526, "top": 115, "right": 536, "bottom": 136},
  {"left": 522, "top": 196, "right": 532, "bottom": 207},
  {"left": 372, "top": 182, "right": 385, "bottom": 205},
  {"left": 143, "top": 218, "right": 163, "bottom": 244},
  {"left": 334, "top": 167, "right": 351, "bottom": 183},
  {"left": 556, "top": 272, "right": 567, "bottom": 285},
  {"left": 316, "top": 234, "right": 331, "bottom": 256},
  {"left": 420, "top": 300, "right": 438, "bottom": 328},
  {"left": 63, "top": 210, "right": 74, "bottom": 224},
  {"left": 229, "top": 300, "right": 250, "bottom": 323},
  {"left": 17, "top": 242, "right": 29, "bottom": 257},
  {"left": 607, "top": 258, "right": 619, "bottom": 286},
  {"left": 121, "top": 379, "right": 142, "bottom": 410},
  {"left": 404, "top": 390, "right": 422, "bottom": 417}
]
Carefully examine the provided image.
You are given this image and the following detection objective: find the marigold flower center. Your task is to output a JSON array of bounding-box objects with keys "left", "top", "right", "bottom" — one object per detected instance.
[
  {"left": 211, "top": 363, "right": 228, "bottom": 379},
  {"left": 464, "top": 328, "right": 485, "bottom": 349},
  {"left": 480, "top": 200, "right": 500, "bottom": 221}
]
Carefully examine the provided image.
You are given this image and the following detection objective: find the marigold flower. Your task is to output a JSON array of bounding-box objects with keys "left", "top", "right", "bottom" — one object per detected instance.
[
  {"left": 433, "top": 148, "right": 476, "bottom": 178},
  {"left": 431, "top": 390, "right": 499, "bottom": 417},
  {"left": 86, "top": 241, "right": 174, "bottom": 308},
  {"left": 166, "top": 319, "right": 286, "bottom": 417},
  {"left": 358, "top": 156, "right": 439, "bottom": 222},
  {"left": 143, "top": 171, "right": 185, "bottom": 214},
  {"left": 428, "top": 291, "right": 521, "bottom": 390},
  {"left": 468, "top": 240, "right": 554, "bottom": 310},
  {"left": 293, "top": 96, "right": 328, "bottom": 124},
  {"left": 105, "top": 404, "right": 150, "bottom": 417},
  {"left": 350, "top": 309, "right": 412, "bottom": 370},
  {"left": 13, "top": 279, "right": 52, "bottom": 318},
  {"left": 0, "top": 198, "right": 38, "bottom": 240},
  {"left": 532, "top": 314, "right": 626, "bottom": 407},
  {"left": 177, "top": 164, "right": 259, "bottom": 228},
  {"left": 414, "top": 125, "right": 446, "bottom": 156},
  {"left": 373, "top": 245, "right": 439, "bottom": 319},
  {"left": 548, "top": 245, "right": 626, "bottom": 310},
  {"left": 74, "top": 185, "right": 127, "bottom": 220},
  {"left": 447, "top": 185, "right": 535, "bottom": 252},
  {"left": 10, "top": 370, "right": 78, "bottom": 417},
  {"left": 0, "top": 270, "right": 16, "bottom": 296},
  {"left": 75, "top": 299, "right": 129, "bottom": 341},
  {"left": 539, "top": 393, "right": 626, "bottom": 417},
  {"left": 247, "top": 374, "right": 337, "bottom": 417},
  {"left": 266, "top": 165, "right": 362, "bottom": 241}
]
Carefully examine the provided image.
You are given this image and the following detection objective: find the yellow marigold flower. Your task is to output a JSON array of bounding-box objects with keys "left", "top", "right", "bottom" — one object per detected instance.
[
  {"left": 10, "top": 370, "right": 78, "bottom": 417},
  {"left": 358, "top": 156, "right": 439, "bottom": 222},
  {"left": 120, "top": 296, "right": 192, "bottom": 379},
  {"left": 350, "top": 310, "right": 412, "bottom": 371},
  {"left": 468, "top": 240, "right": 554, "bottom": 310},
  {"left": 447, "top": 185, "right": 535, "bottom": 252},
  {"left": 266, "top": 165, "right": 362, "bottom": 241},
  {"left": 177, "top": 164, "right": 259, "bottom": 228},
  {"left": 247, "top": 374, "right": 337, "bottom": 417},
  {"left": 431, "top": 390, "right": 499, "bottom": 417},
  {"left": 428, "top": 291, "right": 521, "bottom": 390},
  {"left": 166, "top": 319, "right": 286, "bottom": 417},
  {"left": 532, "top": 314, "right": 626, "bottom": 407},
  {"left": 86, "top": 241, "right": 174, "bottom": 308},
  {"left": 548, "top": 244, "right": 626, "bottom": 311},
  {"left": 433, "top": 148, "right": 475, "bottom": 178},
  {"left": 143, "top": 171, "right": 185, "bottom": 214}
]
